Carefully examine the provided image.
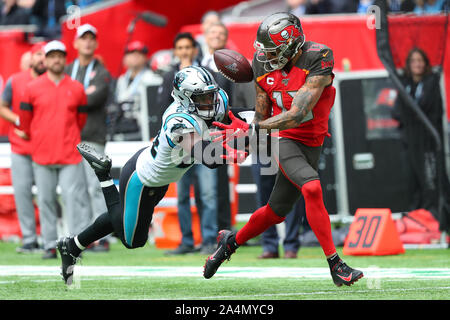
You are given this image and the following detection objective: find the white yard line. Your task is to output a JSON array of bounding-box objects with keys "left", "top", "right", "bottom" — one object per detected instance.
[
  {"left": 0, "top": 266, "right": 450, "bottom": 279},
  {"left": 190, "top": 286, "right": 450, "bottom": 300}
]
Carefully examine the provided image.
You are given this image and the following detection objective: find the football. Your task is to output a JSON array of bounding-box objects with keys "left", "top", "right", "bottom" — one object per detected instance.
[{"left": 213, "top": 49, "right": 254, "bottom": 83}]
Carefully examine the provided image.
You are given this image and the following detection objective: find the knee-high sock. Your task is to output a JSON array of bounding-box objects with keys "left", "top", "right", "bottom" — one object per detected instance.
[
  {"left": 302, "top": 180, "right": 336, "bottom": 256},
  {"left": 77, "top": 212, "right": 113, "bottom": 248},
  {"left": 235, "top": 204, "right": 285, "bottom": 246},
  {"left": 99, "top": 180, "right": 121, "bottom": 207}
]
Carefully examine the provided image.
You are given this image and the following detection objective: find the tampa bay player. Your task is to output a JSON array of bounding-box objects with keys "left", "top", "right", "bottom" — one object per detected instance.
[
  {"left": 204, "top": 12, "right": 364, "bottom": 287},
  {"left": 56, "top": 66, "right": 246, "bottom": 285}
]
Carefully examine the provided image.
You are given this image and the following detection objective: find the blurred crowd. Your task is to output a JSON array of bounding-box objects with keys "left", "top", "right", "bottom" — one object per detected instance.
[
  {"left": 0, "top": 0, "right": 108, "bottom": 38},
  {"left": 0, "top": 0, "right": 448, "bottom": 258},
  {"left": 1, "top": 0, "right": 448, "bottom": 31},
  {"left": 285, "top": 0, "right": 448, "bottom": 14}
]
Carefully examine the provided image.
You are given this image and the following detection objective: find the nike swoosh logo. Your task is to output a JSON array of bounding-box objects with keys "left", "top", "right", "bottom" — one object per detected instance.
[
  {"left": 208, "top": 245, "right": 222, "bottom": 261},
  {"left": 323, "top": 51, "right": 329, "bottom": 57},
  {"left": 337, "top": 272, "right": 352, "bottom": 282}
]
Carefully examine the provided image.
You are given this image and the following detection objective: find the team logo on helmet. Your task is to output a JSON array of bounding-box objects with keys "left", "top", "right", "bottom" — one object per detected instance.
[
  {"left": 173, "top": 72, "right": 186, "bottom": 89},
  {"left": 269, "top": 24, "right": 302, "bottom": 46}
]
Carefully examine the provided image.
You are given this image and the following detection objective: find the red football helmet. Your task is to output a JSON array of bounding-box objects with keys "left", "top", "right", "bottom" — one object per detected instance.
[{"left": 254, "top": 12, "right": 305, "bottom": 72}]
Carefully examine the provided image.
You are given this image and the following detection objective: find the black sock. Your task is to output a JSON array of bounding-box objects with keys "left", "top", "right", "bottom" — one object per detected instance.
[
  {"left": 227, "top": 233, "right": 239, "bottom": 251},
  {"left": 73, "top": 212, "right": 114, "bottom": 255},
  {"left": 327, "top": 253, "right": 341, "bottom": 269}
]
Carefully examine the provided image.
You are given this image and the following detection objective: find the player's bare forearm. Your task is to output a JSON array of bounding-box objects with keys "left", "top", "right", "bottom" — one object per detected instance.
[
  {"left": 258, "top": 74, "right": 332, "bottom": 131},
  {"left": 0, "top": 101, "right": 19, "bottom": 124},
  {"left": 253, "top": 82, "right": 272, "bottom": 124}
]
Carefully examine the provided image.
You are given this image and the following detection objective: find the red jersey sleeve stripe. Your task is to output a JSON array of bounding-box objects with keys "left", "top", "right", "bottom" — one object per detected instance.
[{"left": 20, "top": 102, "right": 33, "bottom": 111}]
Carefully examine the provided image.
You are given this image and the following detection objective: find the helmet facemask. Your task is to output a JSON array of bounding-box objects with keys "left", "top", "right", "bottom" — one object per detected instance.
[
  {"left": 190, "top": 89, "right": 219, "bottom": 120},
  {"left": 171, "top": 66, "right": 219, "bottom": 120}
]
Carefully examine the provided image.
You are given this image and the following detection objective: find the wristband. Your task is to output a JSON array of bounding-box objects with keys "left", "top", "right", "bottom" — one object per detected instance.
[{"left": 14, "top": 117, "right": 20, "bottom": 127}]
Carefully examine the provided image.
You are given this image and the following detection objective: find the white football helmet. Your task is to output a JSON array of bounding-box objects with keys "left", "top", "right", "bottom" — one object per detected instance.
[{"left": 171, "top": 66, "right": 219, "bottom": 120}]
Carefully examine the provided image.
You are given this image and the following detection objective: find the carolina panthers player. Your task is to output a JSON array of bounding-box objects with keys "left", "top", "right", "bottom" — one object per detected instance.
[{"left": 56, "top": 66, "right": 247, "bottom": 285}]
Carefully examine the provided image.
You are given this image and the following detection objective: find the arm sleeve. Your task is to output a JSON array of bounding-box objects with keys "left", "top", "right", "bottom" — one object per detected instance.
[{"left": 18, "top": 86, "right": 33, "bottom": 135}]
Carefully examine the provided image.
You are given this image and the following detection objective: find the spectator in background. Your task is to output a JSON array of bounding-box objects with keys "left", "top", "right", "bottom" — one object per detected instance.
[
  {"left": 75, "top": 0, "right": 101, "bottom": 8},
  {"left": 328, "top": 0, "right": 358, "bottom": 13},
  {"left": 358, "top": 0, "right": 416, "bottom": 13},
  {"left": 400, "top": 0, "right": 416, "bottom": 12},
  {"left": 201, "top": 22, "right": 228, "bottom": 73},
  {"left": 286, "top": 0, "right": 309, "bottom": 15},
  {"left": 0, "top": 42, "right": 46, "bottom": 253},
  {"left": 66, "top": 24, "right": 111, "bottom": 252},
  {"left": 113, "top": 40, "right": 162, "bottom": 141},
  {"left": 304, "top": 0, "right": 333, "bottom": 14},
  {"left": 200, "top": 21, "right": 234, "bottom": 232},
  {"left": 196, "top": 10, "right": 221, "bottom": 60},
  {"left": 0, "top": 0, "right": 31, "bottom": 25},
  {"left": 232, "top": 81, "right": 305, "bottom": 259},
  {"left": 357, "top": 0, "right": 373, "bottom": 13},
  {"left": 161, "top": 32, "right": 218, "bottom": 255},
  {"left": 414, "top": 0, "right": 447, "bottom": 14},
  {"left": 158, "top": 32, "right": 201, "bottom": 113},
  {"left": 392, "top": 47, "right": 450, "bottom": 221},
  {"left": 19, "top": 41, "right": 91, "bottom": 259}
]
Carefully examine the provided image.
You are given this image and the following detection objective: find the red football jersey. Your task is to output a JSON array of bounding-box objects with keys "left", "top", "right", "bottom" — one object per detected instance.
[{"left": 253, "top": 41, "right": 336, "bottom": 147}]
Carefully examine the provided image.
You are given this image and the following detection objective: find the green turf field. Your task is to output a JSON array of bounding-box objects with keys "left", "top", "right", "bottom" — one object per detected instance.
[{"left": 0, "top": 240, "right": 449, "bottom": 300}]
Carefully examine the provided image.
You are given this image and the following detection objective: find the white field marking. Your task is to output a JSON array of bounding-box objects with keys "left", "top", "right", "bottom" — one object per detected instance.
[{"left": 1, "top": 266, "right": 450, "bottom": 279}]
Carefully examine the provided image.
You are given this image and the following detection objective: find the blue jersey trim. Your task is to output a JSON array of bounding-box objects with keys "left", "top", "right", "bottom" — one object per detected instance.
[{"left": 163, "top": 112, "right": 202, "bottom": 135}]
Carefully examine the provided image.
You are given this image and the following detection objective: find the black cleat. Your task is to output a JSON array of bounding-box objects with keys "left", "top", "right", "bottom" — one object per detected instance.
[
  {"left": 203, "top": 230, "right": 237, "bottom": 279},
  {"left": 77, "top": 143, "right": 111, "bottom": 176},
  {"left": 330, "top": 259, "right": 364, "bottom": 287},
  {"left": 56, "top": 237, "right": 80, "bottom": 286}
]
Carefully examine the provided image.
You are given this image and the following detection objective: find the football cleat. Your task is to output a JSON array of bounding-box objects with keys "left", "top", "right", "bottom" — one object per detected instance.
[
  {"left": 203, "top": 230, "right": 237, "bottom": 279},
  {"left": 330, "top": 259, "right": 364, "bottom": 287},
  {"left": 56, "top": 237, "right": 80, "bottom": 286},
  {"left": 77, "top": 143, "right": 112, "bottom": 177}
]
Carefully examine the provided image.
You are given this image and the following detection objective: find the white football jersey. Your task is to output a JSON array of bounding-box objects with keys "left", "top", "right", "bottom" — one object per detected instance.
[{"left": 136, "top": 88, "right": 229, "bottom": 187}]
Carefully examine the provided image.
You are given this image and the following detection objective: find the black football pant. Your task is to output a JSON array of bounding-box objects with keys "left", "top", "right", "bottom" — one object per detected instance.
[{"left": 78, "top": 148, "right": 168, "bottom": 249}]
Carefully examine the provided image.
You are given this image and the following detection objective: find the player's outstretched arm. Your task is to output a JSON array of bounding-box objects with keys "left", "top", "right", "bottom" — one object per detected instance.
[
  {"left": 254, "top": 82, "right": 272, "bottom": 124},
  {"left": 179, "top": 132, "right": 247, "bottom": 167},
  {"left": 258, "top": 74, "right": 332, "bottom": 131}
]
